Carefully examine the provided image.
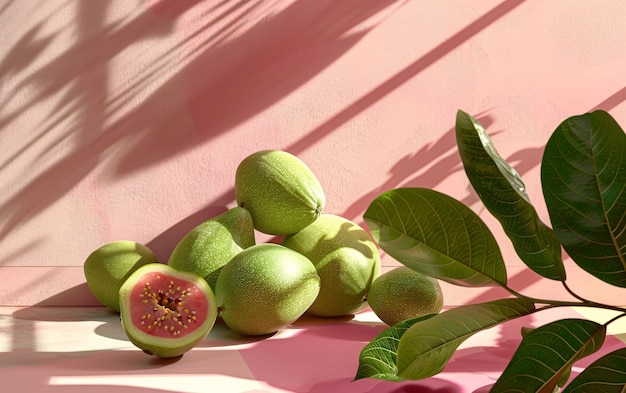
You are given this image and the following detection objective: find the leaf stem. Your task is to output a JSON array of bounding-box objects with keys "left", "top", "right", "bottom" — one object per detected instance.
[
  {"left": 561, "top": 281, "right": 588, "bottom": 303},
  {"left": 603, "top": 310, "right": 626, "bottom": 327},
  {"left": 499, "top": 282, "right": 626, "bottom": 314}
]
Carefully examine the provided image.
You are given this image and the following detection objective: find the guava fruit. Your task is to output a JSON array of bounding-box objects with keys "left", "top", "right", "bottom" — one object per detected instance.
[
  {"left": 83, "top": 240, "right": 159, "bottom": 312},
  {"left": 215, "top": 243, "right": 321, "bottom": 336},
  {"left": 118, "top": 263, "right": 218, "bottom": 358},
  {"left": 282, "top": 214, "right": 381, "bottom": 317},
  {"left": 167, "top": 207, "right": 255, "bottom": 291},
  {"left": 235, "top": 150, "right": 325, "bottom": 235},
  {"left": 367, "top": 266, "right": 444, "bottom": 326}
]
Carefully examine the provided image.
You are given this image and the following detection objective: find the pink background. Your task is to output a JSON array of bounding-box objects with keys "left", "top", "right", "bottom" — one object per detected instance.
[{"left": 1, "top": 0, "right": 626, "bottom": 306}]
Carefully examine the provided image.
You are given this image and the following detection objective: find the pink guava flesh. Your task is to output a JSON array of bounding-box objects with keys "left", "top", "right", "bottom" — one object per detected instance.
[{"left": 129, "top": 271, "right": 208, "bottom": 338}]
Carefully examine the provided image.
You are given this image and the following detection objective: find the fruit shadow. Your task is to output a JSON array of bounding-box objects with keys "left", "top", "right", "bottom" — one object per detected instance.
[
  {"left": 196, "top": 318, "right": 280, "bottom": 347},
  {"left": 7, "top": 303, "right": 123, "bottom": 366},
  {"left": 4, "top": 307, "right": 184, "bottom": 379},
  {"left": 12, "top": 300, "right": 114, "bottom": 323},
  {"left": 89, "top": 313, "right": 282, "bottom": 347},
  {"left": 7, "top": 305, "right": 122, "bottom": 358},
  {"left": 206, "top": 313, "right": 462, "bottom": 393}
]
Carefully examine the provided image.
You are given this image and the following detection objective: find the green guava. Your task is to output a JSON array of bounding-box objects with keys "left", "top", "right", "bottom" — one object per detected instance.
[
  {"left": 118, "top": 263, "right": 218, "bottom": 358},
  {"left": 235, "top": 150, "right": 325, "bottom": 235},
  {"left": 167, "top": 206, "right": 256, "bottom": 291},
  {"left": 367, "top": 266, "right": 444, "bottom": 326},
  {"left": 83, "top": 240, "right": 159, "bottom": 312},
  {"left": 215, "top": 243, "right": 321, "bottom": 336},
  {"left": 282, "top": 214, "right": 381, "bottom": 317}
]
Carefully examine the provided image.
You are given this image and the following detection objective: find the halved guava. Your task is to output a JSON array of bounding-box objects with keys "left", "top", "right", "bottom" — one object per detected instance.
[{"left": 118, "top": 263, "right": 217, "bottom": 358}]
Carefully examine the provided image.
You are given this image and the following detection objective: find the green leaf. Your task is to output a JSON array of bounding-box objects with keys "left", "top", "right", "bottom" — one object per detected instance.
[
  {"left": 395, "top": 298, "right": 536, "bottom": 380},
  {"left": 354, "top": 315, "right": 435, "bottom": 381},
  {"left": 491, "top": 318, "right": 607, "bottom": 393},
  {"left": 541, "top": 110, "right": 626, "bottom": 287},
  {"left": 563, "top": 347, "right": 626, "bottom": 392},
  {"left": 521, "top": 326, "right": 574, "bottom": 387},
  {"left": 364, "top": 187, "right": 507, "bottom": 287},
  {"left": 456, "top": 110, "right": 566, "bottom": 281}
]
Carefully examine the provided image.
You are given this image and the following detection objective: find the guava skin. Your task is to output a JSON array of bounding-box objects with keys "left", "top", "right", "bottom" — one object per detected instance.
[
  {"left": 235, "top": 150, "right": 325, "bottom": 235},
  {"left": 118, "top": 263, "right": 218, "bottom": 358},
  {"left": 215, "top": 243, "right": 321, "bottom": 336},
  {"left": 282, "top": 214, "right": 381, "bottom": 317},
  {"left": 83, "top": 240, "right": 159, "bottom": 312},
  {"left": 367, "top": 266, "right": 444, "bottom": 326},
  {"left": 167, "top": 206, "right": 256, "bottom": 291}
]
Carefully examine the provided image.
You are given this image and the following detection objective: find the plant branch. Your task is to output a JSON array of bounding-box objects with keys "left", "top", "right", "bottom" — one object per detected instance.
[
  {"left": 603, "top": 311, "right": 626, "bottom": 327},
  {"left": 562, "top": 280, "right": 591, "bottom": 303},
  {"left": 498, "top": 281, "right": 626, "bottom": 314}
]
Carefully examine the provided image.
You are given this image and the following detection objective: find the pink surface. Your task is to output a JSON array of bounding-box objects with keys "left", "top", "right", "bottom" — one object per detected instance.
[
  {"left": 1, "top": 306, "right": 625, "bottom": 392},
  {"left": 1, "top": 3, "right": 625, "bottom": 389},
  {"left": 1, "top": 2, "right": 626, "bottom": 307}
]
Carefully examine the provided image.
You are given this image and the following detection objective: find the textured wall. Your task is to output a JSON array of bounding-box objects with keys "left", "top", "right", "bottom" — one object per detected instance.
[{"left": 1, "top": 0, "right": 625, "bottom": 306}]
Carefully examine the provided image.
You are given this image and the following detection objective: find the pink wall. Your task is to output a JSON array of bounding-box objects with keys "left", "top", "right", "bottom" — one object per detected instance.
[{"left": 1, "top": 1, "right": 625, "bottom": 306}]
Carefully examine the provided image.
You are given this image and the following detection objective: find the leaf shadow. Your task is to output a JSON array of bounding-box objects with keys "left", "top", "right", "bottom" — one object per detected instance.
[
  {"left": 341, "top": 112, "right": 495, "bottom": 223},
  {"left": 0, "top": 0, "right": 405, "bottom": 250},
  {"left": 145, "top": 0, "right": 527, "bottom": 259}
]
